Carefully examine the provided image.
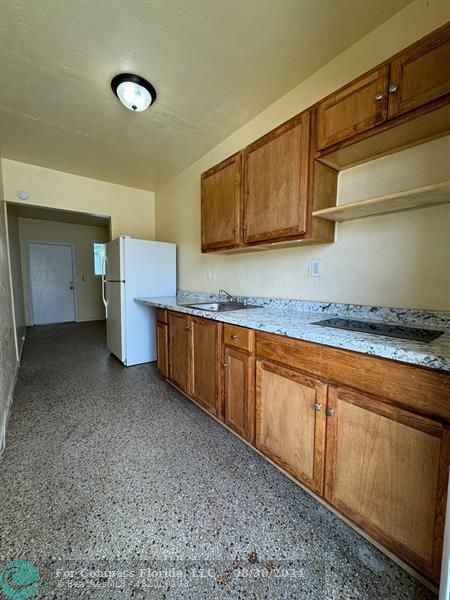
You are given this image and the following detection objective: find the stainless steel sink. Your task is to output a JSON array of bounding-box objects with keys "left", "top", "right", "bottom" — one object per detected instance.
[{"left": 182, "top": 301, "right": 261, "bottom": 312}]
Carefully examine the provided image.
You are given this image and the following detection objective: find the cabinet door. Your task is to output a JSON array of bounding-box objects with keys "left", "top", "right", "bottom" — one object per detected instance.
[
  {"left": 243, "top": 112, "right": 311, "bottom": 244},
  {"left": 156, "top": 322, "right": 168, "bottom": 377},
  {"left": 255, "top": 360, "right": 327, "bottom": 494},
  {"left": 324, "top": 386, "right": 449, "bottom": 583},
  {"left": 168, "top": 312, "right": 190, "bottom": 393},
  {"left": 224, "top": 347, "right": 255, "bottom": 443},
  {"left": 201, "top": 152, "right": 242, "bottom": 251},
  {"left": 317, "top": 66, "right": 389, "bottom": 150},
  {"left": 190, "top": 317, "right": 222, "bottom": 416},
  {"left": 388, "top": 24, "right": 450, "bottom": 119}
]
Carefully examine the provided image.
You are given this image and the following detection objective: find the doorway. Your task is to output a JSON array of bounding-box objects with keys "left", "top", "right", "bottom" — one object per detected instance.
[{"left": 28, "top": 242, "right": 76, "bottom": 324}]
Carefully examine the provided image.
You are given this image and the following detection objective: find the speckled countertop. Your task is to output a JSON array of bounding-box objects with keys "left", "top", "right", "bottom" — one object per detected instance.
[{"left": 136, "top": 293, "right": 450, "bottom": 373}]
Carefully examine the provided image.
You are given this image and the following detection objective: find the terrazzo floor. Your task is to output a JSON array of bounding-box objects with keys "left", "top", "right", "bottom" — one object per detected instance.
[{"left": 0, "top": 321, "right": 434, "bottom": 599}]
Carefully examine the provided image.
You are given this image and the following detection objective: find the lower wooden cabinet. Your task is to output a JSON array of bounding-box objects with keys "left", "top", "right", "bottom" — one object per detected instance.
[
  {"left": 255, "top": 360, "right": 328, "bottom": 495},
  {"left": 159, "top": 311, "right": 450, "bottom": 583},
  {"left": 223, "top": 346, "right": 255, "bottom": 443},
  {"left": 168, "top": 312, "right": 191, "bottom": 393},
  {"left": 190, "top": 317, "right": 222, "bottom": 416},
  {"left": 156, "top": 322, "right": 168, "bottom": 377},
  {"left": 324, "top": 385, "right": 449, "bottom": 582}
]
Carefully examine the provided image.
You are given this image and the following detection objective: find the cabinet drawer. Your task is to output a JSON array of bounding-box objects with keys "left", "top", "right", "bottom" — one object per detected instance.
[
  {"left": 156, "top": 308, "right": 167, "bottom": 323},
  {"left": 224, "top": 324, "right": 254, "bottom": 352}
]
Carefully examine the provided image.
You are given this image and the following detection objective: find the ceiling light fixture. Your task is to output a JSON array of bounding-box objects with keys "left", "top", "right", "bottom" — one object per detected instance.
[{"left": 111, "top": 73, "right": 157, "bottom": 112}]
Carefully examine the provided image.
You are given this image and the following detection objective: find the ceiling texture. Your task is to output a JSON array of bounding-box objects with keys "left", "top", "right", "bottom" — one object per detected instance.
[{"left": 0, "top": 0, "right": 411, "bottom": 191}]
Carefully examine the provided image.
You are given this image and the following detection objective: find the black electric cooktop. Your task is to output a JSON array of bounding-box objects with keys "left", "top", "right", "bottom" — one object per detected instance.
[{"left": 312, "top": 318, "right": 443, "bottom": 343}]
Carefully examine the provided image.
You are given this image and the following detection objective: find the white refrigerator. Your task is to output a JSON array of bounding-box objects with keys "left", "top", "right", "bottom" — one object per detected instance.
[{"left": 102, "top": 237, "right": 176, "bottom": 366}]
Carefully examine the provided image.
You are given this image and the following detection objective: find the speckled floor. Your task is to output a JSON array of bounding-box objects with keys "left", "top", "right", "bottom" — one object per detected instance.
[{"left": 0, "top": 322, "right": 434, "bottom": 599}]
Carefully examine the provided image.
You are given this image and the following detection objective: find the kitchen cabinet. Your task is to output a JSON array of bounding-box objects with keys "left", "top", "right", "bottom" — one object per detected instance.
[
  {"left": 161, "top": 310, "right": 450, "bottom": 583},
  {"left": 201, "top": 152, "right": 242, "bottom": 252},
  {"left": 317, "top": 23, "right": 450, "bottom": 153},
  {"left": 255, "top": 360, "right": 327, "bottom": 494},
  {"left": 168, "top": 312, "right": 191, "bottom": 393},
  {"left": 317, "top": 66, "right": 389, "bottom": 150},
  {"left": 223, "top": 325, "right": 255, "bottom": 442},
  {"left": 156, "top": 322, "right": 168, "bottom": 377},
  {"left": 388, "top": 23, "right": 450, "bottom": 119},
  {"left": 190, "top": 316, "right": 222, "bottom": 416},
  {"left": 243, "top": 111, "right": 311, "bottom": 244},
  {"left": 324, "top": 385, "right": 449, "bottom": 582}
]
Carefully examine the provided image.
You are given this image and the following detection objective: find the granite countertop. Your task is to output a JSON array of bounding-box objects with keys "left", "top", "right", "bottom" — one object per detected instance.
[{"left": 136, "top": 295, "right": 450, "bottom": 373}]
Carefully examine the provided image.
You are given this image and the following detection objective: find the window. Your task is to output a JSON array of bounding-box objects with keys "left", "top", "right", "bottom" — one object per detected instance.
[{"left": 93, "top": 243, "right": 106, "bottom": 276}]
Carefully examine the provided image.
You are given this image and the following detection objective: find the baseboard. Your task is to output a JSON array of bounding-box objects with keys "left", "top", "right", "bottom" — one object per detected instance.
[
  {"left": 0, "top": 359, "right": 20, "bottom": 461},
  {"left": 76, "top": 317, "right": 106, "bottom": 323}
]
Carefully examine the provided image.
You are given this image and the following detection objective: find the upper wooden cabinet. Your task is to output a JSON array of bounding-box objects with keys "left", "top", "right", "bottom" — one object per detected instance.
[
  {"left": 243, "top": 112, "right": 311, "bottom": 244},
  {"left": 317, "top": 23, "right": 450, "bottom": 154},
  {"left": 201, "top": 152, "right": 242, "bottom": 252},
  {"left": 388, "top": 23, "right": 450, "bottom": 118},
  {"left": 325, "top": 386, "right": 449, "bottom": 583},
  {"left": 317, "top": 66, "right": 389, "bottom": 150}
]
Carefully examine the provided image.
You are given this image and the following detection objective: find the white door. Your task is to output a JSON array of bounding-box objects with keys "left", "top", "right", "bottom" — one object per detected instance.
[{"left": 28, "top": 242, "right": 76, "bottom": 325}]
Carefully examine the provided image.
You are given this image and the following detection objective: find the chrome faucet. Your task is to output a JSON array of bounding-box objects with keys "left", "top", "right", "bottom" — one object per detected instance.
[{"left": 219, "top": 289, "right": 238, "bottom": 303}]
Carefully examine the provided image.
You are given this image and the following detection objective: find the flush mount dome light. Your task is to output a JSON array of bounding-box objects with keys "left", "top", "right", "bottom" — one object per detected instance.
[{"left": 111, "top": 73, "right": 157, "bottom": 112}]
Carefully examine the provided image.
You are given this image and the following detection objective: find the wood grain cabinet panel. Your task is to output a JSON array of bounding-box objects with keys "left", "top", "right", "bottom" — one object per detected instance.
[
  {"left": 201, "top": 152, "right": 242, "bottom": 252},
  {"left": 190, "top": 317, "right": 222, "bottom": 416},
  {"left": 243, "top": 112, "right": 311, "bottom": 244},
  {"left": 156, "top": 322, "right": 168, "bottom": 377},
  {"left": 224, "top": 347, "right": 255, "bottom": 443},
  {"left": 388, "top": 23, "right": 450, "bottom": 119},
  {"left": 324, "top": 386, "right": 450, "bottom": 583},
  {"left": 317, "top": 66, "right": 389, "bottom": 150},
  {"left": 256, "top": 360, "right": 327, "bottom": 494},
  {"left": 168, "top": 312, "right": 191, "bottom": 393}
]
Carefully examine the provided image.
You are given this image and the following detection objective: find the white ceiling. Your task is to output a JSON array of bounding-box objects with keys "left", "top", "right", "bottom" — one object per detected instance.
[{"left": 0, "top": 0, "right": 411, "bottom": 191}]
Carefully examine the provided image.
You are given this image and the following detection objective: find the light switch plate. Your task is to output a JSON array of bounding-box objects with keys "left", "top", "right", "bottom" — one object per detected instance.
[{"left": 310, "top": 259, "right": 322, "bottom": 277}]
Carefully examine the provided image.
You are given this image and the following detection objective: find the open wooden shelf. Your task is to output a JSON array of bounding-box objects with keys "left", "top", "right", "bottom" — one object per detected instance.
[{"left": 312, "top": 180, "right": 450, "bottom": 222}]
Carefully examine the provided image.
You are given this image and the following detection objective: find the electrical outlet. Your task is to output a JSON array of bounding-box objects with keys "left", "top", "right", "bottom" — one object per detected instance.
[
  {"left": 310, "top": 259, "right": 322, "bottom": 277},
  {"left": 205, "top": 266, "right": 212, "bottom": 281}
]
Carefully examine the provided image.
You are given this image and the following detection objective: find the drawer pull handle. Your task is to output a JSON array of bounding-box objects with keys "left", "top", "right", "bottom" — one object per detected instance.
[
  {"left": 326, "top": 407, "right": 335, "bottom": 417},
  {"left": 314, "top": 403, "right": 322, "bottom": 412},
  {"left": 231, "top": 334, "right": 239, "bottom": 340}
]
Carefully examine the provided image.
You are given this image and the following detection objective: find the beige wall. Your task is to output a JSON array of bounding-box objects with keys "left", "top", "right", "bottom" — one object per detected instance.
[
  {"left": 1, "top": 158, "right": 155, "bottom": 241},
  {"left": 6, "top": 210, "right": 26, "bottom": 356},
  {"left": 18, "top": 218, "right": 110, "bottom": 324},
  {"left": 0, "top": 162, "right": 19, "bottom": 456},
  {"left": 155, "top": 0, "right": 450, "bottom": 311}
]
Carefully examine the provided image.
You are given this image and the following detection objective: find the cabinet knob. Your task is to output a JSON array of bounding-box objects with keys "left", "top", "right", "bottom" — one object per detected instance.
[
  {"left": 314, "top": 403, "right": 322, "bottom": 412},
  {"left": 326, "top": 407, "right": 335, "bottom": 417},
  {"left": 374, "top": 92, "right": 385, "bottom": 102},
  {"left": 184, "top": 325, "right": 191, "bottom": 331},
  {"left": 231, "top": 334, "right": 238, "bottom": 340},
  {"left": 388, "top": 83, "right": 398, "bottom": 93},
  {"left": 223, "top": 363, "right": 229, "bottom": 368}
]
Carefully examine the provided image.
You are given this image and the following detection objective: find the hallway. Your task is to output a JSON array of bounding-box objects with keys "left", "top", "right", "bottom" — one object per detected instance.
[{"left": 0, "top": 322, "right": 433, "bottom": 599}]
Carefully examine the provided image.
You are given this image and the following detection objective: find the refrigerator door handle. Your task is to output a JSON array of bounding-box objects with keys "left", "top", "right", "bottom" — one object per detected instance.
[{"left": 102, "top": 256, "right": 108, "bottom": 314}]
